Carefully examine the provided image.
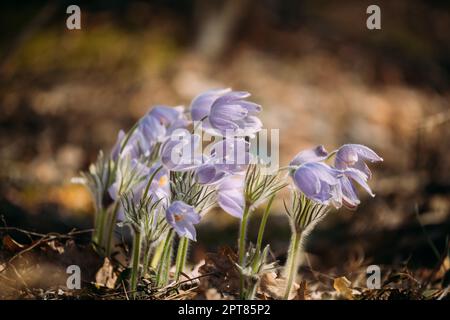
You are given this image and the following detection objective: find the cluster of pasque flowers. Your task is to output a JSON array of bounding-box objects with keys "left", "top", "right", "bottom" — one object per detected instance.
[
  {"left": 80, "top": 88, "right": 382, "bottom": 299},
  {"left": 109, "top": 89, "right": 262, "bottom": 241}
]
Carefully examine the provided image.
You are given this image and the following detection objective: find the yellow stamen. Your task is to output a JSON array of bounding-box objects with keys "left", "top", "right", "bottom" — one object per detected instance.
[{"left": 159, "top": 175, "right": 168, "bottom": 187}]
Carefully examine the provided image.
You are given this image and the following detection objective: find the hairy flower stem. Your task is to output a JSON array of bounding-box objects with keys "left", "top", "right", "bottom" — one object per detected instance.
[
  {"left": 255, "top": 195, "right": 275, "bottom": 254},
  {"left": 151, "top": 239, "right": 165, "bottom": 269},
  {"left": 142, "top": 242, "right": 153, "bottom": 277},
  {"left": 92, "top": 209, "right": 100, "bottom": 244},
  {"left": 238, "top": 206, "right": 251, "bottom": 265},
  {"left": 105, "top": 202, "right": 120, "bottom": 256},
  {"left": 283, "top": 230, "right": 303, "bottom": 300},
  {"left": 174, "top": 237, "right": 189, "bottom": 282},
  {"left": 93, "top": 208, "right": 106, "bottom": 250},
  {"left": 130, "top": 230, "right": 142, "bottom": 299},
  {"left": 238, "top": 205, "right": 251, "bottom": 299},
  {"left": 250, "top": 195, "right": 276, "bottom": 274},
  {"left": 156, "top": 230, "right": 174, "bottom": 287}
]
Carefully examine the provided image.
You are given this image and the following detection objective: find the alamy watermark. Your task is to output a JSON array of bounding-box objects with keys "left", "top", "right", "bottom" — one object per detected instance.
[
  {"left": 66, "top": 265, "right": 81, "bottom": 289},
  {"left": 66, "top": 5, "right": 81, "bottom": 30},
  {"left": 366, "top": 5, "right": 381, "bottom": 30},
  {"left": 366, "top": 264, "right": 381, "bottom": 289}
]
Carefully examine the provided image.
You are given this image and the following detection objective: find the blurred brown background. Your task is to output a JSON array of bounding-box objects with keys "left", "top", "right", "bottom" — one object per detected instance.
[{"left": 0, "top": 0, "right": 449, "bottom": 272}]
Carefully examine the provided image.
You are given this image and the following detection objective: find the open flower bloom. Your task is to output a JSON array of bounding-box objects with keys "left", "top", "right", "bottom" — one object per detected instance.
[
  {"left": 190, "top": 89, "right": 262, "bottom": 137},
  {"left": 216, "top": 174, "right": 245, "bottom": 219},
  {"left": 160, "top": 130, "right": 203, "bottom": 171},
  {"left": 334, "top": 144, "right": 383, "bottom": 178},
  {"left": 195, "top": 138, "right": 250, "bottom": 185},
  {"left": 165, "top": 201, "right": 201, "bottom": 241}
]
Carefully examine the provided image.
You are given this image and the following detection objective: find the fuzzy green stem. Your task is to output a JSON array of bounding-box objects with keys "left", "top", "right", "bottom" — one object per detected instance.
[
  {"left": 256, "top": 195, "right": 275, "bottom": 253},
  {"left": 92, "top": 207, "right": 100, "bottom": 244},
  {"left": 142, "top": 242, "right": 153, "bottom": 278},
  {"left": 93, "top": 208, "right": 105, "bottom": 249},
  {"left": 156, "top": 230, "right": 174, "bottom": 287},
  {"left": 174, "top": 237, "right": 189, "bottom": 281},
  {"left": 283, "top": 230, "right": 302, "bottom": 300},
  {"left": 162, "top": 241, "right": 174, "bottom": 285},
  {"left": 151, "top": 239, "right": 165, "bottom": 269},
  {"left": 130, "top": 230, "right": 142, "bottom": 299},
  {"left": 238, "top": 206, "right": 251, "bottom": 265},
  {"left": 105, "top": 202, "right": 120, "bottom": 256},
  {"left": 238, "top": 205, "right": 251, "bottom": 299}
]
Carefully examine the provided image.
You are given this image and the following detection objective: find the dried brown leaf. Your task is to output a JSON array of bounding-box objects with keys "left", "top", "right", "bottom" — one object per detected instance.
[
  {"left": 333, "top": 276, "right": 360, "bottom": 300},
  {"left": 95, "top": 258, "right": 118, "bottom": 289},
  {"left": 259, "top": 272, "right": 299, "bottom": 300}
]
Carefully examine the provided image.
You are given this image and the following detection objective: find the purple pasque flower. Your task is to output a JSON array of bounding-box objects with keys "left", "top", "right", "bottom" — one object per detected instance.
[
  {"left": 190, "top": 89, "right": 262, "bottom": 136},
  {"left": 111, "top": 130, "right": 142, "bottom": 161},
  {"left": 148, "top": 105, "right": 189, "bottom": 135},
  {"left": 160, "top": 129, "right": 203, "bottom": 171},
  {"left": 149, "top": 105, "right": 183, "bottom": 126},
  {"left": 290, "top": 145, "right": 329, "bottom": 166},
  {"left": 166, "top": 201, "right": 201, "bottom": 241},
  {"left": 291, "top": 162, "right": 343, "bottom": 207},
  {"left": 290, "top": 144, "right": 381, "bottom": 209},
  {"left": 190, "top": 89, "right": 231, "bottom": 122},
  {"left": 139, "top": 112, "right": 167, "bottom": 144},
  {"left": 334, "top": 144, "right": 383, "bottom": 178},
  {"left": 195, "top": 163, "right": 227, "bottom": 185},
  {"left": 111, "top": 106, "right": 189, "bottom": 161},
  {"left": 216, "top": 174, "right": 245, "bottom": 219},
  {"left": 138, "top": 106, "right": 190, "bottom": 154},
  {"left": 195, "top": 138, "right": 250, "bottom": 185}
]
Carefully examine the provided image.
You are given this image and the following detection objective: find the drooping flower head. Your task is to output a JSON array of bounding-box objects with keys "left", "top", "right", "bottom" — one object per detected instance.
[
  {"left": 334, "top": 144, "right": 383, "bottom": 178},
  {"left": 216, "top": 174, "right": 245, "bottom": 219},
  {"left": 165, "top": 201, "right": 201, "bottom": 241},
  {"left": 290, "top": 144, "right": 382, "bottom": 210},
  {"left": 190, "top": 89, "right": 262, "bottom": 137}
]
